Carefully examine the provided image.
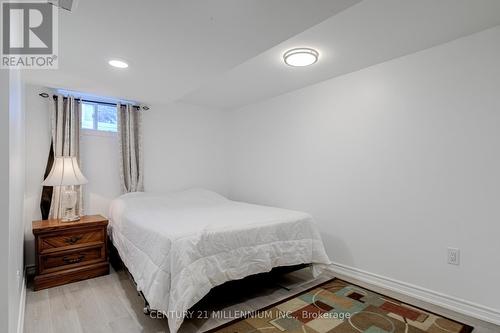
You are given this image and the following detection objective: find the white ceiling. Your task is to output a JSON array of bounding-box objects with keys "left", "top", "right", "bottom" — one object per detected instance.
[
  {"left": 182, "top": 0, "right": 500, "bottom": 109},
  {"left": 23, "top": 0, "right": 360, "bottom": 104},
  {"left": 23, "top": 0, "right": 500, "bottom": 109}
]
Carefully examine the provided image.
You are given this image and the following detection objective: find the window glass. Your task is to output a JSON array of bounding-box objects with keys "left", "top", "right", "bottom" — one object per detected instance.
[
  {"left": 81, "top": 103, "right": 95, "bottom": 130},
  {"left": 97, "top": 104, "right": 118, "bottom": 132},
  {"left": 80, "top": 102, "right": 117, "bottom": 132}
]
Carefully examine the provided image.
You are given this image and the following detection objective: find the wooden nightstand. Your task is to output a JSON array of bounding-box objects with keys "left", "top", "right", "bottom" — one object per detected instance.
[{"left": 32, "top": 215, "right": 109, "bottom": 290}]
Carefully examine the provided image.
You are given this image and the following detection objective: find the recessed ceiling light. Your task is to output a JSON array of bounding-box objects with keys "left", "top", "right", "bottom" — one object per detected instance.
[
  {"left": 108, "top": 59, "right": 128, "bottom": 68},
  {"left": 283, "top": 48, "right": 319, "bottom": 67}
]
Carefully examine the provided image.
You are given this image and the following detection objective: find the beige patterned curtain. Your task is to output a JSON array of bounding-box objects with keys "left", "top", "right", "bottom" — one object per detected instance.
[
  {"left": 48, "top": 95, "right": 83, "bottom": 218},
  {"left": 118, "top": 104, "right": 144, "bottom": 193}
]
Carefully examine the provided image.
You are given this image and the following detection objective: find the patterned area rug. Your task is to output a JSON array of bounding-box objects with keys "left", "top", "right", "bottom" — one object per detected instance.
[{"left": 208, "top": 279, "right": 473, "bottom": 333}]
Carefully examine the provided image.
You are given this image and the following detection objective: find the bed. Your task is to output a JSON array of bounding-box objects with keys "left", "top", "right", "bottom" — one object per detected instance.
[{"left": 108, "top": 188, "right": 331, "bottom": 332}]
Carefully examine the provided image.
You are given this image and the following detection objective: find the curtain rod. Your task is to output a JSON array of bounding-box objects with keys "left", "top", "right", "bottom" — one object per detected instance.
[{"left": 38, "top": 92, "right": 150, "bottom": 111}]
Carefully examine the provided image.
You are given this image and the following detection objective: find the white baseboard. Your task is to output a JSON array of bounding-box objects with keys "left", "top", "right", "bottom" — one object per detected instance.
[
  {"left": 327, "top": 262, "right": 500, "bottom": 326},
  {"left": 17, "top": 274, "right": 26, "bottom": 333}
]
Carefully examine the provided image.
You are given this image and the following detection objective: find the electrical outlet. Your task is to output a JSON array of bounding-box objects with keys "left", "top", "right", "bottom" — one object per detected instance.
[{"left": 447, "top": 248, "right": 460, "bottom": 265}]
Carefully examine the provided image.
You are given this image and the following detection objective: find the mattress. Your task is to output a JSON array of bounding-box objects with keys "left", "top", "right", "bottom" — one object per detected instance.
[{"left": 108, "top": 189, "right": 331, "bottom": 332}]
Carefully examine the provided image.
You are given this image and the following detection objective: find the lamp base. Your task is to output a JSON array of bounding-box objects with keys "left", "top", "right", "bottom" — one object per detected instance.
[
  {"left": 61, "top": 215, "right": 81, "bottom": 222},
  {"left": 61, "top": 186, "right": 80, "bottom": 222}
]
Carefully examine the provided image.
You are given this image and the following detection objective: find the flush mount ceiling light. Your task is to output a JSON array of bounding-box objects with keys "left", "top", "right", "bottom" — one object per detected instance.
[
  {"left": 283, "top": 48, "right": 319, "bottom": 67},
  {"left": 108, "top": 59, "right": 128, "bottom": 68}
]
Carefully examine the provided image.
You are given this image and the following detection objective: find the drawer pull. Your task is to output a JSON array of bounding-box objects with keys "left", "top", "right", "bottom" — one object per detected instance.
[
  {"left": 62, "top": 255, "right": 85, "bottom": 264},
  {"left": 64, "top": 235, "right": 83, "bottom": 245}
]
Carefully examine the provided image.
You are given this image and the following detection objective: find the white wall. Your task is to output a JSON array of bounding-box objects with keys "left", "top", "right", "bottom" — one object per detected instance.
[
  {"left": 0, "top": 70, "right": 26, "bottom": 333},
  {"left": 23, "top": 85, "right": 51, "bottom": 268},
  {"left": 0, "top": 66, "right": 10, "bottom": 333},
  {"left": 143, "top": 102, "right": 228, "bottom": 195},
  {"left": 23, "top": 89, "right": 228, "bottom": 265},
  {"left": 80, "top": 132, "right": 121, "bottom": 216},
  {"left": 8, "top": 71, "right": 26, "bottom": 333},
  {"left": 227, "top": 26, "right": 500, "bottom": 312},
  {"left": 9, "top": 70, "right": 26, "bottom": 333}
]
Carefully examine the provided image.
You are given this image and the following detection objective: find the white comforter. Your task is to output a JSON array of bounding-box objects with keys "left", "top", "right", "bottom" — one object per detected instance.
[{"left": 108, "top": 189, "right": 330, "bottom": 332}]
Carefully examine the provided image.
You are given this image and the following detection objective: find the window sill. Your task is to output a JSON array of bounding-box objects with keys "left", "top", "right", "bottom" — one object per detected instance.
[{"left": 81, "top": 129, "right": 118, "bottom": 137}]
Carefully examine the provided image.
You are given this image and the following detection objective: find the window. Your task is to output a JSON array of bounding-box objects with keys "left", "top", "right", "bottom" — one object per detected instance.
[{"left": 81, "top": 102, "right": 118, "bottom": 132}]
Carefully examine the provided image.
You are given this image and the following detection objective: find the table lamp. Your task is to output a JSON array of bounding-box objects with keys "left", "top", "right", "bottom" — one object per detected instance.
[{"left": 42, "top": 156, "right": 88, "bottom": 222}]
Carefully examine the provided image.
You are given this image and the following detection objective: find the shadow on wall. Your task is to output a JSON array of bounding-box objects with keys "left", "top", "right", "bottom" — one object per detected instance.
[
  {"left": 321, "top": 233, "right": 354, "bottom": 267},
  {"left": 23, "top": 195, "right": 40, "bottom": 267}
]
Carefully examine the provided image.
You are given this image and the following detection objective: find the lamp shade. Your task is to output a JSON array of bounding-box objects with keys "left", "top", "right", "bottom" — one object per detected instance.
[{"left": 42, "top": 156, "right": 88, "bottom": 186}]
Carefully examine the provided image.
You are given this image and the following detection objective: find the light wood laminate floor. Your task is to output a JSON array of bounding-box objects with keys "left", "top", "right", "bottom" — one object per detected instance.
[{"left": 24, "top": 267, "right": 499, "bottom": 333}]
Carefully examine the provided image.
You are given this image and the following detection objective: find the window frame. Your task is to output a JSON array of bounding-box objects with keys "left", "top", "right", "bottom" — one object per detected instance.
[{"left": 80, "top": 101, "right": 118, "bottom": 137}]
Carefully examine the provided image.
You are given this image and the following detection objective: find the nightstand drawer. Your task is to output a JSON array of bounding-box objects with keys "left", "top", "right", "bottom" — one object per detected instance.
[
  {"left": 39, "top": 245, "right": 106, "bottom": 274},
  {"left": 39, "top": 227, "right": 105, "bottom": 252}
]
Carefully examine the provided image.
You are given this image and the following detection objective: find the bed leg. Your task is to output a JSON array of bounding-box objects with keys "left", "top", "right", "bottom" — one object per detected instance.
[{"left": 138, "top": 290, "right": 151, "bottom": 315}]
